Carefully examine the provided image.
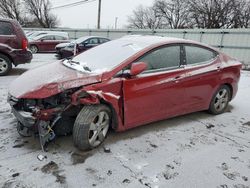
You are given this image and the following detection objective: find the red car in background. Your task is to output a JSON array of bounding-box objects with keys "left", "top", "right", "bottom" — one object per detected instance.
[
  {"left": 29, "top": 33, "right": 69, "bottom": 53},
  {"left": 8, "top": 36, "right": 241, "bottom": 151}
]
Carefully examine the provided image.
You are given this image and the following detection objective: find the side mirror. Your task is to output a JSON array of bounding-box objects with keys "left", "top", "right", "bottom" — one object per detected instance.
[
  {"left": 78, "top": 43, "right": 84, "bottom": 47},
  {"left": 83, "top": 42, "right": 88, "bottom": 46},
  {"left": 130, "top": 62, "right": 147, "bottom": 76}
]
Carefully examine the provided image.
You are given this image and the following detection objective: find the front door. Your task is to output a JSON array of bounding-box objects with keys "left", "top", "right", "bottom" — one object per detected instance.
[{"left": 122, "top": 45, "right": 187, "bottom": 129}]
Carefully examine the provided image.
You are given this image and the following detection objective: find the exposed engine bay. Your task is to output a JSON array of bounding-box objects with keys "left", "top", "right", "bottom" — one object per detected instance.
[{"left": 8, "top": 88, "right": 81, "bottom": 151}]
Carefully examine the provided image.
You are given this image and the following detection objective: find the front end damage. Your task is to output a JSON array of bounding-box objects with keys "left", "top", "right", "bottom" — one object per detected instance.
[
  {"left": 8, "top": 85, "right": 122, "bottom": 151},
  {"left": 8, "top": 89, "right": 79, "bottom": 151}
]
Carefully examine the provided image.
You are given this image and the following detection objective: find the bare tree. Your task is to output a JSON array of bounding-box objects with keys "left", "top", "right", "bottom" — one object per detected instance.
[
  {"left": 0, "top": 0, "right": 25, "bottom": 24},
  {"left": 127, "top": 5, "right": 164, "bottom": 29},
  {"left": 187, "top": 0, "right": 239, "bottom": 28},
  {"left": 24, "top": 0, "right": 58, "bottom": 28},
  {"left": 128, "top": 0, "right": 250, "bottom": 29},
  {"left": 230, "top": 0, "right": 250, "bottom": 28},
  {"left": 154, "top": 0, "right": 192, "bottom": 29}
]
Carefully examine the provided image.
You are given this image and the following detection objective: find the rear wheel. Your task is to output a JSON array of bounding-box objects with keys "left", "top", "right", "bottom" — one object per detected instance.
[
  {"left": 30, "top": 45, "right": 38, "bottom": 53},
  {"left": 208, "top": 85, "right": 231, "bottom": 115},
  {"left": 0, "top": 54, "right": 12, "bottom": 76},
  {"left": 73, "top": 105, "right": 111, "bottom": 151}
]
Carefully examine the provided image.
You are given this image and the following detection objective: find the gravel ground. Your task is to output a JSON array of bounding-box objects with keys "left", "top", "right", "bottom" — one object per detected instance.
[{"left": 0, "top": 54, "right": 249, "bottom": 188}]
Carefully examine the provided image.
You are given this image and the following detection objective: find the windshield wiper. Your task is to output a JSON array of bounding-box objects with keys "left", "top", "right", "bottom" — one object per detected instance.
[{"left": 67, "top": 59, "right": 92, "bottom": 72}]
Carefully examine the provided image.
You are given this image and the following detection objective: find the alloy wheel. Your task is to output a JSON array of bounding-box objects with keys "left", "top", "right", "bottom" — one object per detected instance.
[
  {"left": 88, "top": 111, "right": 110, "bottom": 147},
  {"left": 0, "top": 58, "right": 8, "bottom": 74},
  {"left": 30, "top": 45, "right": 38, "bottom": 53},
  {"left": 213, "top": 88, "right": 229, "bottom": 112}
]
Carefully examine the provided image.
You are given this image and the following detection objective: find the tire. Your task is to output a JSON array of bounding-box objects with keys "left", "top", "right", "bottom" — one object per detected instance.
[
  {"left": 0, "top": 54, "right": 12, "bottom": 76},
  {"left": 30, "top": 45, "right": 38, "bottom": 53},
  {"left": 73, "top": 104, "right": 111, "bottom": 151},
  {"left": 208, "top": 85, "right": 231, "bottom": 115}
]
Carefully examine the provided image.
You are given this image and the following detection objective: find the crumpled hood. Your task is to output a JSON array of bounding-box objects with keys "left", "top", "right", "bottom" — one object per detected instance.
[{"left": 9, "top": 61, "right": 102, "bottom": 99}]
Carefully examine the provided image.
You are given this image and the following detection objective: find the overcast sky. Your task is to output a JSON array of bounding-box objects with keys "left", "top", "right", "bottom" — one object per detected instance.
[{"left": 51, "top": 0, "right": 154, "bottom": 29}]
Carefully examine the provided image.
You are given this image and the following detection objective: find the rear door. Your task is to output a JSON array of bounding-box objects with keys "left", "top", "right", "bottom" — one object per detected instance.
[
  {"left": 182, "top": 44, "right": 221, "bottom": 113},
  {"left": 54, "top": 35, "right": 68, "bottom": 51},
  {"left": 39, "top": 35, "right": 55, "bottom": 51},
  {"left": 99, "top": 38, "right": 110, "bottom": 44},
  {"left": 0, "top": 21, "right": 17, "bottom": 49},
  {"left": 123, "top": 45, "right": 187, "bottom": 129}
]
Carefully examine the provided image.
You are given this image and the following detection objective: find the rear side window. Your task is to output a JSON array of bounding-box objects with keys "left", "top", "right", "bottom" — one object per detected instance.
[
  {"left": 88, "top": 38, "right": 99, "bottom": 44},
  {"left": 41, "top": 35, "right": 55, "bottom": 40},
  {"left": 0, "top": 21, "right": 15, "bottom": 35},
  {"left": 139, "top": 45, "right": 181, "bottom": 71},
  {"left": 185, "top": 46, "right": 216, "bottom": 65},
  {"left": 99, "top": 38, "right": 109, "bottom": 44},
  {"left": 55, "top": 35, "right": 66, "bottom": 40}
]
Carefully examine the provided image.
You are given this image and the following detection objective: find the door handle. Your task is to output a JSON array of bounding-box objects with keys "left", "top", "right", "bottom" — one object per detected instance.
[
  {"left": 216, "top": 66, "right": 221, "bottom": 72},
  {"left": 172, "top": 75, "right": 182, "bottom": 83}
]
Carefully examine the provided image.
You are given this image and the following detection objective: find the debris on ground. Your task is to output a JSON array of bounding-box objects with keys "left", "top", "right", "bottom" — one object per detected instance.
[
  {"left": 206, "top": 124, "right": 215, "bottom": 129},
  {"left": 122, "top": 179, "right": 131, "bottom": 184},
  {"left": 11, "top": 173, "right": 20, "bottom": 178},
  {"left": 71, "top": 152, "right": 92, "bottom": 165},
  {"left": 41, "top": 161, "right": 66, "bottom": 184},
  {"left": 41, "top": 161, "right": 58, "bottom": 174},
  {"left": 37, "top": 154, "right": 47, "bottom": 161},
  {"left": 103, "top": 147, "right": 111, "bottom": 153},
  {"left": 12, "top": 144, "right": 24, "bottom": 148}
]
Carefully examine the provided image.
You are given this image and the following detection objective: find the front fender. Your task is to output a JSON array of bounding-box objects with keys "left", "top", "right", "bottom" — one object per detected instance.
[{"left": 71, "top": 89, "right": 125, "bottom": 131}]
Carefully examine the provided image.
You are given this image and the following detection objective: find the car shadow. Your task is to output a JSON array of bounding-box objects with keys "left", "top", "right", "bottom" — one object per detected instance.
[
  {"left": 52, "top": 110, "right": 218, "bottom": 152},
  {"left": 9, "top": 68, "right": 28, "bottom": 76},
  {"left": 10, "top": 105, "right": 234, "bottom": 156},
  {"left": 104, "top": 111, "right": 214, "bottom": 144}
]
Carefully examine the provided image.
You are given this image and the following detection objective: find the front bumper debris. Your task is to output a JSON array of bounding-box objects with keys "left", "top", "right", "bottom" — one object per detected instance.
[
  {"left": 11, "top": 107, "right": 36, "bottom": 127},
  {"left": 38, "top": 121, "right": 56, "bottom": 151},
  {"left": 11, "top": 106, "right": 60, "bottom": 151}
]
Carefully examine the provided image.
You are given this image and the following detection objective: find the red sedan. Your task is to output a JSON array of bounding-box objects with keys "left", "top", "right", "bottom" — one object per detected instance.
[
  {"left": 8, "top": 36, "right": 241, "bottom": 151},
  {"left": 29, "top": 33, "right": 69, "bottom": 53}
]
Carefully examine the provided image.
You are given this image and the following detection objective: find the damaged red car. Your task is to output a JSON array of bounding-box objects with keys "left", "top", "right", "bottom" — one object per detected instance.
[{"left": 8, "top": 36, "right": 241, "bottom": 151}]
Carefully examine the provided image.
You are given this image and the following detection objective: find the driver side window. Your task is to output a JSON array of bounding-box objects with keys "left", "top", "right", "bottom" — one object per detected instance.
[{"left": 138, "top": 45, "right": 181, "bottom": 72}]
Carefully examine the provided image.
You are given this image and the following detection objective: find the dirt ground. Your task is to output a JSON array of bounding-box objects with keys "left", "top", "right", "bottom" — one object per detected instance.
[{"left": 0, "top": 54, "right": 249, "bottom": 188}]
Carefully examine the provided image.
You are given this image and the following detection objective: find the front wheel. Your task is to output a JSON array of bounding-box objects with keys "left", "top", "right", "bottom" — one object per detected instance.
[
  {"left": 73, "top": 105, "right": 111, "bottom": 151},
  {"left": 208, "top": 85, "right": 231, "bottom": 115}
]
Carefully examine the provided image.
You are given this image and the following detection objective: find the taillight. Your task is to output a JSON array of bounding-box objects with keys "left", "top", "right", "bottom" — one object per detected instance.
[{"left": 22, "top": 39, "right": 28, "bottom": 50}]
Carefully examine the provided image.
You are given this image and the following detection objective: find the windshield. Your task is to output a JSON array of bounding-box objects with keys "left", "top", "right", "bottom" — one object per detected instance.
[
  {"left": 67, "top": 38, "right": 148, "bottom": 73},
  {"left": 28, "top": 32, "right": 47, "bottom": 40},
  {"left": 75, "top": 36, "right": 90, "bottom": 44}
]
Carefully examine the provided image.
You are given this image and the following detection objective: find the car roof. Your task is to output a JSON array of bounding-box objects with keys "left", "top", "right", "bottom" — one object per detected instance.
[
  {"left": 74, "top": 36, "right": 109, "bottom": 43},
  {"left": 119, "top": 35, "right": 218, "bottom": 52},
  {"left": 121, "top": 35, "right": 192, "bottom": 46},
  {"left": 0, "top": 17, "right": 16, "bottom": 23},
  {"left": 32, "top": 33, "right": 68, "bottom": 40}
]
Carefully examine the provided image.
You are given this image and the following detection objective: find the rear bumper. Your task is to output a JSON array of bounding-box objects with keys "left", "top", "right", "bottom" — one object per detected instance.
[{"left": 10, "top": 49, "right": 33, "bottom": 66}]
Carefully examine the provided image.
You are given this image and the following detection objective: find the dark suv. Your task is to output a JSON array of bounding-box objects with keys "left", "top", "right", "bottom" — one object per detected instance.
[{"left": 0, "top": 18, "right": 32, "bottom": 76}]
